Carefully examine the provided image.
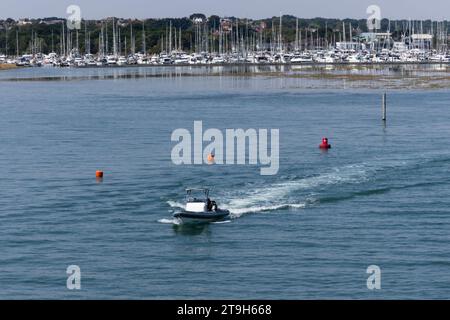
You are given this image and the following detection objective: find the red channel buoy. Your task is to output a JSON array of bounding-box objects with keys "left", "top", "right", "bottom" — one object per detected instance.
[
  {"left": 319, "top": 137, "right": 331, "bottom": 149},
  {"left": 96, "top": 170, "right": 104, "bottom": 178}
]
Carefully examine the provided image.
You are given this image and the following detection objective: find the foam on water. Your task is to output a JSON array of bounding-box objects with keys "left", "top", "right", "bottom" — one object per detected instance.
[
  {"left": 167, "top": 201, "right": 185, "bottom": 210},
  {"left": 165, "top": 163, "right": 376, "bottom": 219},
  {"left": 158, "top": 218, "right": 181, "bottom": 225},
  {"left": 222, "top": 163, "right": 372, "bottom": 217},
  {"left": 164, "top": 160, "right": 416, "bottom": 221},
  {"left": 227, "top": 203, "right": 307, "bottom": 217},
  {"left": 211, "top": 220, "right": 232, "bottom": 224}
]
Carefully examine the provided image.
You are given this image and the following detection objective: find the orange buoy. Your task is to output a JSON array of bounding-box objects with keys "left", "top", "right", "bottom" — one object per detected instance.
[
  {"left": 96, "top": 170, "right": 104, "bottom": 178},
  {"left": 207, "top": 153, "right": 215, "bottom": 163}
]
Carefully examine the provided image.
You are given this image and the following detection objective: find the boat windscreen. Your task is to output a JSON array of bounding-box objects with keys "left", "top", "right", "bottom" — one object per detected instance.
[{"left": 186, "top": 189, "right": 209, "bottom": 201}]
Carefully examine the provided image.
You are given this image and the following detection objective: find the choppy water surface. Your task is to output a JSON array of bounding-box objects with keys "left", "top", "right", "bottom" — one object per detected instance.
[{"left": 0, "top": 66, "right": 449, "bottom": 299}]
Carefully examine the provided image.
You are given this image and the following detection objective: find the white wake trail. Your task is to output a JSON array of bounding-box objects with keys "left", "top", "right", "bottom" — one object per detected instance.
[{"left": 164, "top": 161, "right": 407, "bottom": 220}]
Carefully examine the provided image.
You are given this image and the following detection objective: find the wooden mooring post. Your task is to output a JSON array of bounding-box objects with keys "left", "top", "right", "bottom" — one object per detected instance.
[{"left": 382, "top": 93, "right": 387, "bottom": 121}]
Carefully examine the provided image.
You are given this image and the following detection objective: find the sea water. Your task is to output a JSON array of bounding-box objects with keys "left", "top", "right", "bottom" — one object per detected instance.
[{"left": 0, "top": 66, "right": 449, "bottom": 299}]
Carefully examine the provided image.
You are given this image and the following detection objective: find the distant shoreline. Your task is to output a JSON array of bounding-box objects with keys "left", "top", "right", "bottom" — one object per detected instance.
[
  {"left": 88, "top": 61, "right": 449, "bottom": 68},
  {"left": 2, "top": 63, "right": 448, "bottom": 90},
  {"left": 0, "top": 64, "right": 18, "bottom": 71},
  {"left": 7, "top": 61, "right": 450, "bottom": 70}
]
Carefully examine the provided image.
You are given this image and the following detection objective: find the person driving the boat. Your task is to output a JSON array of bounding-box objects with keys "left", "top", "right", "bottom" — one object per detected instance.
[{"left": 207, "top": 198, "right": 213, "bottom": 211}]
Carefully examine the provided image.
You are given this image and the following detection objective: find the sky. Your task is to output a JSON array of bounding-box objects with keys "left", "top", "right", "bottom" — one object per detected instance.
[{"left": 1, "top": 0, "right": 449, "bottom": 20}]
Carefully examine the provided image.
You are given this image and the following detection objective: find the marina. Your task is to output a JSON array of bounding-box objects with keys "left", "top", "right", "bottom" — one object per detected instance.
[{"left": 1, "top": 16, "right": 449, "bottom": 68}]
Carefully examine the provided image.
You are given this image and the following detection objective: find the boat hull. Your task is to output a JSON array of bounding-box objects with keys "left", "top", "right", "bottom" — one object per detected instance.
[{"left": 173, "top": 210, "right": 230, "bottom": 223}]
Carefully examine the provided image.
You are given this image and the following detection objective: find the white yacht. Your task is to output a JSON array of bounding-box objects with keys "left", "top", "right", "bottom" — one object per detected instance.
[
  {"left": 106, "top": 55, "right": 117, "bottom": 65},
  {"left": 117, "top": 56, "right": 127, "bottom": 66},
  {"left": 291, "top": 54, "right": 313, "bottom": 63}
]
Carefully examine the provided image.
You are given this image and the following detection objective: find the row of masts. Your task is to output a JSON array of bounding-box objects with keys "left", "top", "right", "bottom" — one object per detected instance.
[
  {"left": 2, "top": 17, "right": 449, "bottom": 57},
  {"left": 180, "top": 18, "right": 449, "bottom": 54},
  {"left": 160, "top": 21, "right": 183, "bottom": 53}
]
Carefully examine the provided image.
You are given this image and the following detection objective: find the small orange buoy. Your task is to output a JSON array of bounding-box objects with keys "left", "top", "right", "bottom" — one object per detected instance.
[
  {"left": 207, "top": 153, "right": 215, "bottom": 164},
  {"left": 96, "top": 170, "right": 104, "bottom": 178}
]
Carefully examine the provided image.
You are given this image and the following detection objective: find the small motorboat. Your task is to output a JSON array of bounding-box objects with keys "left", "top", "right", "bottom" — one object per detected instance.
[{"left": 173, "top": 188, "right": 230, "bottom": 223}]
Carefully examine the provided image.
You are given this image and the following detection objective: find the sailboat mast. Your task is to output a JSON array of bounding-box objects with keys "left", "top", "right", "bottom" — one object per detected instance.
[
  {"left": 279, "top": 13, "right": 282, "bottom": 52},
  {"left": 142, "top": 20, "right": 146, "bottom": 54}
]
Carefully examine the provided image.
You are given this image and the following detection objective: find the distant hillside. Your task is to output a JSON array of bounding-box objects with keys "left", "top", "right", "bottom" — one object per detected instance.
[{"left": 0, "top": 14, "right": 447, "bottom": 55}]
